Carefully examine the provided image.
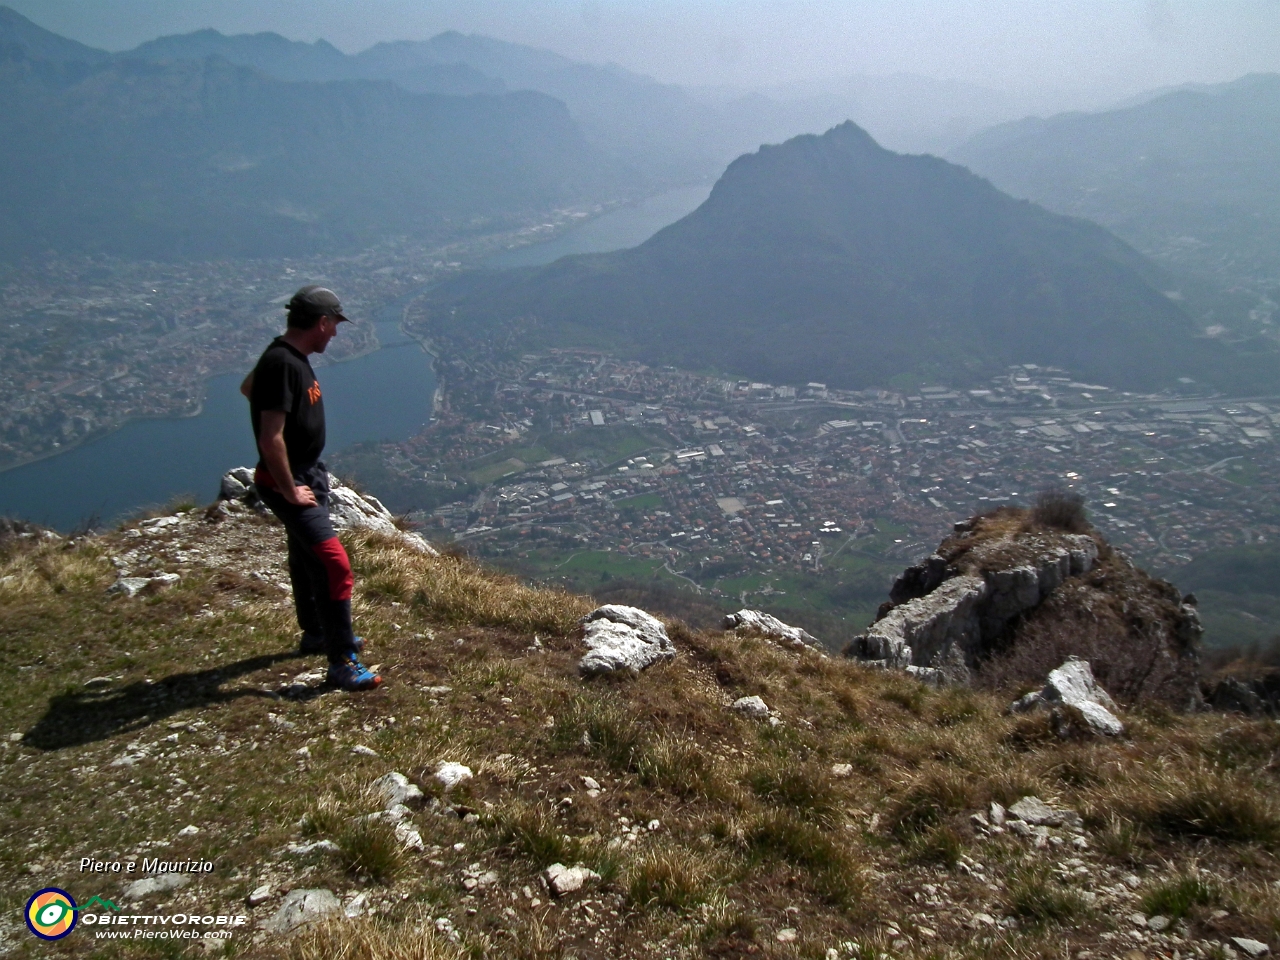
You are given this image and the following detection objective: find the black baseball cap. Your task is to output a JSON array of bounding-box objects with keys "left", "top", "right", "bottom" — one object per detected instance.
[{"left": 287, "top": 285, "right": 349, "bottom": 322}]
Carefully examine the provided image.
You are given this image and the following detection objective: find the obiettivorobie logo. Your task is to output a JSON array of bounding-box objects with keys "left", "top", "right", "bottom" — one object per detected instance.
[
  {"left": 25, "top": 887, "right": 247, "bottom": 943},
  {"left": 25, "top": 889, "right": 119, "bottom": 940}
]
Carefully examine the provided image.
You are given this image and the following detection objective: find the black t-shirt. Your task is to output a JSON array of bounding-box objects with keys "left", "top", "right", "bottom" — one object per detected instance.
[{"left": 249, "top": 337, "right": 326, "bottom": 478}]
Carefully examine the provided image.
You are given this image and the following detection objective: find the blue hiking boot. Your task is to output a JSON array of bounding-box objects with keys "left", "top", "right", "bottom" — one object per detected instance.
[
  {"left": 327, "top": 655, "right": 382, "bottom": 692},
  {"left": 300, "top": 632, "right": 364, "bottom": 656}
]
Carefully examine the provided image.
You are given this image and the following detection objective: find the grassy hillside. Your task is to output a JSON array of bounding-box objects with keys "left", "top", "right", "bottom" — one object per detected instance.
[{"left": 0, "top": 507, "right": 1277, "bottom": 958}]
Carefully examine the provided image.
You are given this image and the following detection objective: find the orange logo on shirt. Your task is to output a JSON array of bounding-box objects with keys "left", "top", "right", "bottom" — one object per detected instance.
[{"left": 307, "top": 381, "right": 322, "bottom": 405}]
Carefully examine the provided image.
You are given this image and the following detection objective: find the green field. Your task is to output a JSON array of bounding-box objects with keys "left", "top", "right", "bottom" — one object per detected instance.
[
  {"left": 614, "top": 492, "right": 666, "bottom": 511},
  {"left": 469, "top": 458, "right": 527, "bottom": 485},
  {"left": 461, "top": 425, "right": 670, "bottom": 485}
]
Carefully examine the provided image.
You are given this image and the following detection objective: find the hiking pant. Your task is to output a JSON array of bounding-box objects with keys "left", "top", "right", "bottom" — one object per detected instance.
[{"left": 255, "top": 463, "right": 358, "bottom": 664}]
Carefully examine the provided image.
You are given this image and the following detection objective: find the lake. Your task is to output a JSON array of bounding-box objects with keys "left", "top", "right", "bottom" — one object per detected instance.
[
  {"left": 484, "top": 184, "right": 711, "bottom": 269},
  {"left": 0, "top": 184, "right": 712, "bottom": 530}
]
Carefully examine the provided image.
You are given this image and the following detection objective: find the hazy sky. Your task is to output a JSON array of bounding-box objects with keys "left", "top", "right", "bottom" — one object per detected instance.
[{"left": 9, "top": 0, "right": 1280, "bottom": 96}]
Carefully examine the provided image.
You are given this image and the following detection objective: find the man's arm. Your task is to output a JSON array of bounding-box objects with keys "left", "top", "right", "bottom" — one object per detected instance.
[
  {"left": 239, "top": 371, "right": 254, "bottom": 399},
  {"left": 258, "top": 410, "right": 317, "bottom": 507}
]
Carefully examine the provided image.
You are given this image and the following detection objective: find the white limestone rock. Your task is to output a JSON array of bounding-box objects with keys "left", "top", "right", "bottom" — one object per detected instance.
[
  {"left": 544, "top": 863, "right": 600, "bottom": 896},
  {"left": 372, "top": 772, "right": 424, "bottom": 808},
  {"left": 217, "top": 466, "right": 435, "bottom": 554},
  {"left": 731, "top": 695, "right": 771, "bottom": 719},
  {"left": 852, "top": 575, "right": 987, "bottom": 670},
  {"left": 124, "top": 873, "right": 190, "bottom": 900},
  {"left": 327, "top": 474, "right": 437, "bottom": 555},
  {"left": 284, "top": 839, "right": 341, "bottom": 856},
  {"left": 1006, "top": 796, "right": 1083, "bottom": 830},
  {"left": 578, "top": 605, "right": 675, "bottom": 676},
  {"left": 395, "top": 822, "right": 425, "bottom": 851},
  {"left": 905, "top": 665, "right": 945, "bottom": 686},
  {"left": 1012, "top": 657, "right": 1124, "bottom": 736},
  {"left": 262, "top": 888, "right": 341, "bottom": 935},
  {"left": 723, "top": 609, "right": 819, "bottom": 649},
  {"left": 107, "top": 573, "right": 179, "bottom": 597},
  {"left": 220, "top": 472, "right": 250, "bottom": 500},
  {"left": 435, "top": 762, "right": 473, "bottom": 790},
  {"left": 1231, "top": 937, "right": 1271, "bottom": 958},
  {"left": 107, "top": 577, "right": 152, "bottom": 597}
]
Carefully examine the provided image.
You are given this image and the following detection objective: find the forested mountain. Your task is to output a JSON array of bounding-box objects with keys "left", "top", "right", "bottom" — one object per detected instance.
[
  {"left": 420, "top": 122, "right": 1269, "bottom": 393},
  {"left": 0, "top": 9, "right": 634, "bottom": 259},
  {"left": 951, "top": 75, "right": 1280, "bottom": 290}
]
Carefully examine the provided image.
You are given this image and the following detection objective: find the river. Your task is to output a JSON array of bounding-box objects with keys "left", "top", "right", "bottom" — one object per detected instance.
[{"left": 0, "top": 184, "right": 712, "bottom": 530}]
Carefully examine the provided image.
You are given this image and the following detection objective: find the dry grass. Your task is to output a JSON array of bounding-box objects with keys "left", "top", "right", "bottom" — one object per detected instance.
[
  {"left": 3, "top": 514, "right": 1280, "bottom": 960},
  {"left": 743, "top": 808, "right": 868, "bottom": 907},
  {"left": 1092, "top": 763, "right": 1280, "bottom": 846},
  {"left": 1141, "top": 868, "right": 1223, "bottom": 919},
  {"left": 548, "top": 691, "right": 644, "bottom": 771},
  {"left": 493, "top": 801, "right": 581, "bottom": 868},
  {"left": 290, "top": 916, "right": 466, "bottom": 960},
  {"left": 349, "top": 529, "right": 591, "bottom": 634},
  {"left": 746, "top": 756, "right": 840, "bottom": 823},
  {"left": 1006, "top": 863, "right": 1091, "bottom": 924},
  {"left": 624, "top": 846, "right": 715, "bottom": 911},
  {"left": 636, "top": 733, "right": 717, "bottom": 797},
  {"left": 336, "top": 816, "right": 404, "bottom": 883},
  {"left": 889, "top": 767, "right": 983, "bottom": 839},
  {"left": 1027, "top": 486, "right": 1089, "bottom": 534},
  {"left": 0, "top": 534, "right": 113, "bottom": 597}
]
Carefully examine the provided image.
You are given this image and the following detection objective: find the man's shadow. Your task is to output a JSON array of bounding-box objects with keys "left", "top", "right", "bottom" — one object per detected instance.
[{"left": 23, "top": 652, "right": 327, "bottom": 751}]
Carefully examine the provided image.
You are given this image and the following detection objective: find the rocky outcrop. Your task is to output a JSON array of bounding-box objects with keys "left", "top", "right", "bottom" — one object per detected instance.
[
  {"left": 262, "top": 888, "right": 341, "bottom": 934},
  {"left": 218, "top": 466, "right": 436, "bottom": 555},
  {"left": 851, "top": 533, "right": 1100, "bottom": 674},
  {"left": 1012, "top": 658, "right": 1125, "bottom": 736},
  {"left": 723, "top": 609, "right": 820, "bottom": 649},
  {"left": 578, "top": 604, "right": 676, "bottom": 676},
  {"left": 1206, "top": 673, "right": 1280, "bottom": 717},
  {"left": 845, "top": 508, "right": 1201, "bottom": 705},
  {"left": 851, "top": 575, "right": 986, "bottom": 670}
]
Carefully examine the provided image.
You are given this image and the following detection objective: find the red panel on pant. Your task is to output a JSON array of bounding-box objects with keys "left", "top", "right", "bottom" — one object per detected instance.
[{"left": 311, "top": 537, "right": 353, "bottom": 601}]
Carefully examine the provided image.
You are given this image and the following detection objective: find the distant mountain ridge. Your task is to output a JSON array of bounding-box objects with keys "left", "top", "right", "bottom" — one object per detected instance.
[
  {"left": 0, "top": 4, "right": 106, "bottom": 62},
  {"left": 951, "top": 74, "right": 1280, "bottom": 290},
  {"left": 123, "top": 24, "right": 736, "bottom": 182},
  {"left": 132, "top": 27, "right": 505, "bottom": 95},
  {"left": 0, "top": 7, "right": 636, "bottom": 259},
  {"left": 420, "top": 122, "right": 1269, "bottom": 393}
]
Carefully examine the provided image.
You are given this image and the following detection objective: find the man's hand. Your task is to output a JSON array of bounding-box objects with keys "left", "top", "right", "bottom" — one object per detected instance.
[
  {"left": 288, "top": 484, "right": 318, "bottom": 507},
  {"left": 258, "top": 409, "right": 315, "bottom": 504},
  {"left": 239, "top": 371, "right": 255, "bottom": 399}
]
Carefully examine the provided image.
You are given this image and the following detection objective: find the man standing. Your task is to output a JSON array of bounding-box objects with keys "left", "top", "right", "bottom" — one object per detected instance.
[{"left": 241, "top": 285, "right": 381, "bottom": 691}]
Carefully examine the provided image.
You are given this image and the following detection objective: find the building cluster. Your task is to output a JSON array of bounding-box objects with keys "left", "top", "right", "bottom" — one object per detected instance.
[
  {"left": 0, "top": 206, "right": 603, "bottom": 471},
  {"left": 392, "top": 352, "right": 1280, "bottom": 580}
]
